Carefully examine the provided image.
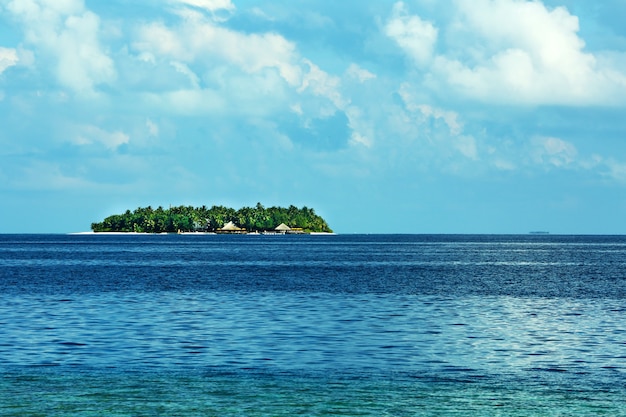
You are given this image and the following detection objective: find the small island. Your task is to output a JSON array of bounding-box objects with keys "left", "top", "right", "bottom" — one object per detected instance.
[{"left": 91, "top": 203, "right": 333, "bottom": 234}]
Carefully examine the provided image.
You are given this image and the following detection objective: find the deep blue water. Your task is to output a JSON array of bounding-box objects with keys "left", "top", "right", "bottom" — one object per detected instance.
[{"left": 1, "top": 234, "right": 626, "bottom": 415}]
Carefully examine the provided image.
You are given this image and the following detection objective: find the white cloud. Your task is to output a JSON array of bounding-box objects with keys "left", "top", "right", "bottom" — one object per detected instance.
[
  {"left": 399, "top": 84, "right": 463, "bottom": 136},
  {"left": 6, "top": 0, "right": 116, "bottom": 95},
  {"left": 135, "top": 22, "right": 186, "bottom": 60},
  {"left": 73, "top": 125, "right": 130, "bottom": 150},
  {"left": 143, "top": 89, "right": 226, "bottom": 116},
  {"left": 249, "top": 7, "right": 274, "bottom": 21},
  {"left": 350, "top": 132, "right": 372, "bottom": 148},
  {"left": 298, "top": 59, "right": 347, "bottom": 110},
  {"left": 290, "top": 103, "right": 303, "bottom": 115},
  {"left": 131, "top": 4, "right": 358, "bottom": 144},
  {"left": 136, "top": 52, "right": 156, "bottom": 64},
  {"left": 0, "top": 47, "right": 19, "bottom": 73},
  {"left": 385, "top": 1, "right": 438, "bottom": 66},
  {"left": 416, "top": 104, "right": 462, "bottom": 136},
  {"left": 493, "top": 158, "right": 516, "bottom": 171},
  {"left": 387, "top": 0, "right": 626, "bottom": 106},
  {"left": 146, "top": 119, "right": 159, "bottom": 137},
  {"left": 531, "top": 136, "right": 577, "bottom": 167},
  {"left": 170, "top": 61, "right": 200, "bottom": 88},
  {"left": 173, "top": 0, "right": 236, "bottom": 22},
  {"left": 386, "top": 82, "right": 485, "bottom": 166},
  {"left": 134, "top": 15, "right": 302, "bottom": 87},
  {"left": 346, "top": 63, "right": 376, "bottom": 83},
  {"left": 604, "top": 159, "right": 626, "bottom": 182},
  {"left": 455, "top": 135, "right": 478, "bottom": 160},
  {"left": 56, "top": 12, "right": 116, "bottom": 93},
  {"left": 344, "top": 105, "right": 375, "bottom": 150},
  {"left": 6, "top": 0, "right": 83, "bottom": 17},
  {"left": 436, "top": 0, "right": 602, "bottom": 104},
  {"left": 175, "top": 0, "right": 235, "bottom": 13}
]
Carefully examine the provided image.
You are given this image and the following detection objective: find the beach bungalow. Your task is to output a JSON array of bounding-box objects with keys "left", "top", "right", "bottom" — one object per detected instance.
[
  {"left": 218, "top": 221, "right": 246, "bottom": 234},
  {"left": 275, "top": 223, "right": 291, "bottom": 234}
]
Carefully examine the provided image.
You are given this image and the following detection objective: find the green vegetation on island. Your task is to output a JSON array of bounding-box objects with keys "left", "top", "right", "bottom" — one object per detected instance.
[{"left": 91, "top": 203, "right": 333, "bottom": 234}]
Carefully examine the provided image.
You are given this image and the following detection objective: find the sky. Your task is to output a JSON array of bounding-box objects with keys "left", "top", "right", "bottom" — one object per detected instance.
[{"left": 1, "top": 0, "right": 626, "bottom": 234}]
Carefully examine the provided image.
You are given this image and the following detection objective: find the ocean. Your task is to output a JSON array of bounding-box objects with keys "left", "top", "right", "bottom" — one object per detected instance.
[{"left": 1, "top": 234, "right": 625, "bottom": 415}]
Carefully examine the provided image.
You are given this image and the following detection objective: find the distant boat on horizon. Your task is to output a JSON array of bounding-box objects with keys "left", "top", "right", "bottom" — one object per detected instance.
[{"left": 529, "top": 231, "right": 549, "bottom": 235}]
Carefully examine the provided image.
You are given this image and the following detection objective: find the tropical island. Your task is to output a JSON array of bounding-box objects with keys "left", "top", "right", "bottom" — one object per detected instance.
[{"left": 90, "top": 203, "right": 333, "bottom": 234}]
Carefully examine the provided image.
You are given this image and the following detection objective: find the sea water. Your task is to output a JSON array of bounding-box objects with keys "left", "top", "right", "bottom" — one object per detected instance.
[{"left": 1, "top": 234, "right": 625, "bottom": 415}]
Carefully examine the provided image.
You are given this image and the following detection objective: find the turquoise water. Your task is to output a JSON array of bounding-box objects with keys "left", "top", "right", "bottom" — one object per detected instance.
[
  {"left": 2, "top": 368, "right": 624, "bottom": 416},
  {"left": 1, "top": 234, "right": 626, "bottom": 415}
]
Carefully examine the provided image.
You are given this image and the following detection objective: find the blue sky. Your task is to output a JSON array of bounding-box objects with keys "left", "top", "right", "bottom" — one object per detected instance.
[{"left": 1, "top": 0, "right": 626, "bottom": 234}]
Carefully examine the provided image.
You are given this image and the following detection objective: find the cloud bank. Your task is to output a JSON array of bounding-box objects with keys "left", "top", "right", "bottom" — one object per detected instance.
[{"left": 387, "top": 0, "right": 626, "bottom": 105}]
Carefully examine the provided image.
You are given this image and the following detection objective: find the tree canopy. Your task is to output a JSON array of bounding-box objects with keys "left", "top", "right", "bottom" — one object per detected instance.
[{"left": 91, "top": 203, "right": 333, "bottom": 233}]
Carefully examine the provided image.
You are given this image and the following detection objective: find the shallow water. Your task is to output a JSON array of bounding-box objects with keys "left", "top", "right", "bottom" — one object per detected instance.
[
  {"left": 2, "top": 368, "right": 624, "bottom": 416},
  {"left": 1, "top": 234, "right": 626, "bottom": 415}
]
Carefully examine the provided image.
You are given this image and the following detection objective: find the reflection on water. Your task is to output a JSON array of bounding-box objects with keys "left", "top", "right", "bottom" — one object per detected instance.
[{"left": 2, "top": 292, "right": 625, "bottom": 385}]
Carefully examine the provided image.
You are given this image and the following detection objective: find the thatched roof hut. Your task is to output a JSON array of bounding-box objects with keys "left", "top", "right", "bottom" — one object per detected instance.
[
  {"left": 218, "top": 221, "right": 245, "bottom": 233},
  {"left": 275, "top": 223, "right": 291, "bottom": 232}
]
